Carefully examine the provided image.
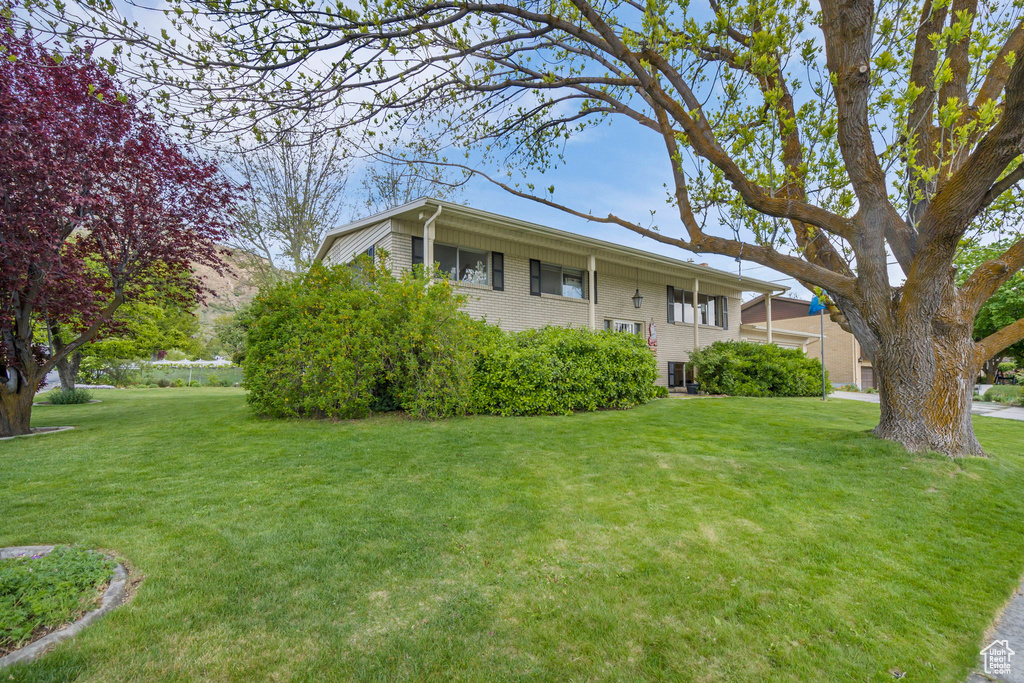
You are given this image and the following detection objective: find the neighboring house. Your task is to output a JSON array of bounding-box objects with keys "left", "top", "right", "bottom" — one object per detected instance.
[
  {"left": 314, "top": 198, "right": 785, "bottom": 388},
  {"left": 740, "top": 294, "right": 876, "bottom": 388}
]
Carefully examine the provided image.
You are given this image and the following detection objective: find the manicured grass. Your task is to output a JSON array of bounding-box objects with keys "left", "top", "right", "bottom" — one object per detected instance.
[{"left": 3, "top": 390, "right": 1024, "bottom": 681}]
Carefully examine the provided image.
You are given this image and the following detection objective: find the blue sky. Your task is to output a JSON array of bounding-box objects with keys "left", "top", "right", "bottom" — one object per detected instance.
[
  {"left": 449, "top": 115, "right": 805, "bottom": 301},
  {"left": 25, "top": 0, "right": 806, "bottom": 299}
]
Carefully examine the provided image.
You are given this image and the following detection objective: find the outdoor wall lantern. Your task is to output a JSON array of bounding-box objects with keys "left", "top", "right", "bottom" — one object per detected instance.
[{"left": 632, "top": 267, "right": 644, "bottom": 308}]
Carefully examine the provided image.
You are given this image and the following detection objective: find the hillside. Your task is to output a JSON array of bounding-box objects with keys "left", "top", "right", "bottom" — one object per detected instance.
[{"left": 191, "top": 248, "right": 264, "bottom": 338}]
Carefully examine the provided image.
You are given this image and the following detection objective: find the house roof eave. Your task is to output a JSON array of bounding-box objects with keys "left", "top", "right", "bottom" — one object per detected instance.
[{"left": 316, "top": 197, "right": 788, "bottom": 294}]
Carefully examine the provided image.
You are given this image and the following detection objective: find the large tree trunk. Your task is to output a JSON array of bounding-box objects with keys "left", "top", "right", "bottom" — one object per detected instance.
[
  {"left": 982, "top": 357, "right": 999, "bottom": 385},
  {"left": 871, "top": 316, "right": 984, "bottom": 457},
  {"left": 48, "top": 324, "right": 80, "bottom": 391},
  {"left": 55, "top": 351, "right": 81, "bottom": 391},
  {"left": 0, "top": 377, "right": 36, "bottom": 438}
]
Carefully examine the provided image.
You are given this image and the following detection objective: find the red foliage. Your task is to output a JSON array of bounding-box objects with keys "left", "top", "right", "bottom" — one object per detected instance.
[{"left": 0, "top": 21, "right": 237, "bottom": 399}]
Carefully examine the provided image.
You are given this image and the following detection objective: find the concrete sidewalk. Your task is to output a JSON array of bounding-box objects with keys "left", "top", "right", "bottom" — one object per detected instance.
[
  {"left": 967, "top": 578, "right": 1024, "bottom": 682},
  {"left": 831, "top": 391, "right": 1024, "bottom": 422}
]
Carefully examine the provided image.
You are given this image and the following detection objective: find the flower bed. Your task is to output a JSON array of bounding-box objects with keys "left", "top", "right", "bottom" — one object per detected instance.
[{"left": 0, "top": 547, "right": 116, "bottom": 657}]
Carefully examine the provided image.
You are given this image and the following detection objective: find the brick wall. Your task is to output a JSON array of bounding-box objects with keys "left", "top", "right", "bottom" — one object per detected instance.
[
  {"left": 777, "top": 314, "right": 863, "bottom": 385},
  {"left": 387, "top": 217, "right": 744, "bottom": 386}
]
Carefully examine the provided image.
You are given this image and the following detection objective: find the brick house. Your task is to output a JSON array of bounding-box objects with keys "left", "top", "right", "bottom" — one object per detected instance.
[
  {"left": 315, "top": 198, "right": 785, "bottom": 388},
  {"left": 740, "top": 294, "right": 876, "bottom": 388}
]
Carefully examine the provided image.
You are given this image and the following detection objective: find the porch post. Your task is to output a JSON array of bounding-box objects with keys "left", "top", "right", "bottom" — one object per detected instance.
[
  {"left": 588, "top": 255, "right": 597, "bottom": 330},
  {"left": 765, "top": 292, "right": 773, "bottom": 344},
  {"left": 691, "top": 278, "right": 700, "bottom": 381},
  {"left": 693, "top": 278, "right": 700, "bottom": 350}
]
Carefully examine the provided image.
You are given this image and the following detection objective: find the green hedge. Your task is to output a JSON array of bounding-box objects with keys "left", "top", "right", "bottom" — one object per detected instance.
[
  {"left": 689, "top": 340, "right": 830, "bottom": 397},
  {"left": 473, "top": 326, "right": 659, "bottom": 416},
  {"left": 243, "top": 259, "right": 658, "bottom": 419},
  {"left": 245, "top": 258, "right": 486, "bottom": 419}
]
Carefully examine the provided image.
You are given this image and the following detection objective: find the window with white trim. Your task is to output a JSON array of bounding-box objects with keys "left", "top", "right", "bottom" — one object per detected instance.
[
  {"left": 539, "top": 263, "right": 585, "bottom": 298},
  {"left": 672, "top": 289, "right": 695, "bottom": 323},
  {"left": 605, "top": 320, "right": 642, "bottom": 334},
  {"left": 435, "top": 243, "right": 490, "bottom": 285},
  {"left": 669, "top": 288, "right": 726, "bottom": 326}
]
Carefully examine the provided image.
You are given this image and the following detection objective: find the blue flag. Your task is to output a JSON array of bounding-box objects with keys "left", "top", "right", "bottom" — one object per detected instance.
[{"left": 808, "top": 296, "right": 827, "bottom": 315}]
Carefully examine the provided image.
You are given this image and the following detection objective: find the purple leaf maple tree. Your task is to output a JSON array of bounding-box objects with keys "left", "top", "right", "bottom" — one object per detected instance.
[{"left": 0, "top": 20, "right": 237, "bottom": 436}]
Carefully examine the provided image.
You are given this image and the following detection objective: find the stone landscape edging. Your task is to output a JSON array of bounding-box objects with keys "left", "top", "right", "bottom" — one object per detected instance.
[
  {"left": 0, "top": 546, "right": 129, "bottom": 669},
  {"left": 0, "top": 426, "right": 76, "bottom": 441},
  {"left": 32, "top": 400, "right": 102, "bottom": 406}
]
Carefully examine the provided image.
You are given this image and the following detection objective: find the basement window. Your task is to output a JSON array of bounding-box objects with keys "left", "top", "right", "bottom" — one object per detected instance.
[{"left": 605, "top": 320, "right": 642, "bottom": 334}]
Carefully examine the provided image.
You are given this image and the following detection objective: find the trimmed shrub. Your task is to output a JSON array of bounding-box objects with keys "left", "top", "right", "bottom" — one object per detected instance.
[
  {"left": 206, "top": 374, "right": 223, "bottom": 387},
  {"left": 689, "top": 340, "right": 830, "bottom": 397},
  {"left": 244, "top": 257, "right": 487, "bottom": 419},
  {"left": 472, "top": 326, "right": 658, "bottom": 416},
  {"left": 243, "top": 259, "right": 659, "bottom": 419},
  {"left": 171, "top": 378, "right": 184, "bottom": 388},
  {"left": 40, "top": 388, "right": 93, "bottom": 405},
  {"left": 157, "top": 378, "right": 171, "bottom": 388}
]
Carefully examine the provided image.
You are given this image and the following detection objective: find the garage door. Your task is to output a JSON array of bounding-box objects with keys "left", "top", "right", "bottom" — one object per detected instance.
[{"left": 861, "top": 366, "right": 875, "bottom": 389}]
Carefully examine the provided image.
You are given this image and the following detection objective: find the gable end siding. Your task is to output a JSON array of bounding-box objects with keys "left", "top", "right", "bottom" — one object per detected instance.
[{"left": 322, "top": 221, "right": 392, "bottom": 266}]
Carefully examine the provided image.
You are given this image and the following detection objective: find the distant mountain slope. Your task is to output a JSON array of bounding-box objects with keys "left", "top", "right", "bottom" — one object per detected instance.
[{"left": 191, "top": 248, "right": 264, "bottom": 338}]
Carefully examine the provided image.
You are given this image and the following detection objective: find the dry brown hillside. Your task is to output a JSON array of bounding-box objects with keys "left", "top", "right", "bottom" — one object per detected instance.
[{"left": 191, "top": 248, "right": 265, "bottom": 337}]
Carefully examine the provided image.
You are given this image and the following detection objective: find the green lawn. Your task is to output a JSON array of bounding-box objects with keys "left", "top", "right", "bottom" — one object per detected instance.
[{"left": 3, "top": 390, "right": 1024, "bottom": 681}]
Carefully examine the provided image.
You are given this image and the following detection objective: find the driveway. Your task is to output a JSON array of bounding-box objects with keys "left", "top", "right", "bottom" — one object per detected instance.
[{"left": 832, "top": 391, "right": 1024, "bottom": 422}]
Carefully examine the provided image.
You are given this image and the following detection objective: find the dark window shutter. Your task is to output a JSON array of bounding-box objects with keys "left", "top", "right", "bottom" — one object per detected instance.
[
  {"left": 411, "top": 236, "right": 424, "bottom": 265},
  {"left": 721, "top": 296, "right": 729, "bottom": 329},
  {"left": 667, "top": 285, "right": 675, "bottom": 323},
  {"left": 592, "top": 271, "right": 597, "bottom": 304},
  {"left": 492, "top": 252, "right": 504, "bottom": 291},
  {"left": 667, "top": 362, "right": 676, "bottom": 388},
  {"left": 529, "top": 259, "right": 541, "bottom": 296}
]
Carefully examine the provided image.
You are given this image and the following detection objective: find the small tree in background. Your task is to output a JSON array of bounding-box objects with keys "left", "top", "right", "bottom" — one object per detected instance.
[
  {"left": 227, "top": 124, "right": 349, "bottom": 284},
  {"left": 358, "top": 149, "right": 466, "bottom": 218},
  {"left": 208, "top": 306, "right": 253, "bottom": 364},
  {"left": 47, "top": 269, "right": 202, "bottom": 390},
  {"left": 0, "top": 25, "right": 236, "bottom": 436}
]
